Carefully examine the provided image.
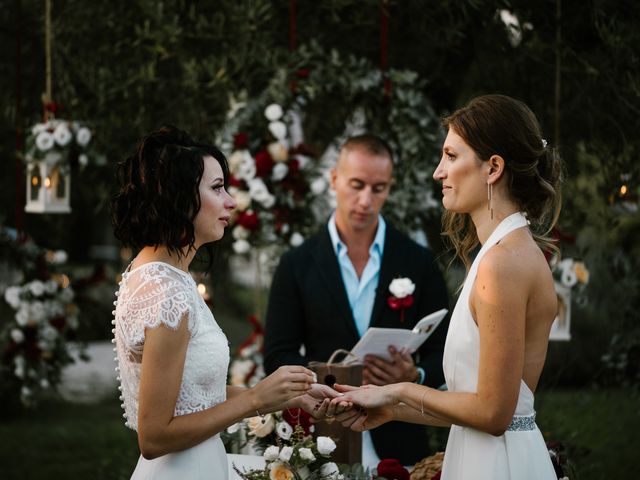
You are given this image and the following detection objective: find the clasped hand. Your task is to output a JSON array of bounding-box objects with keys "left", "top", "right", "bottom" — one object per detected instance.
[{"left": 363, "top": 346, "right": 418, "bottom": 385}]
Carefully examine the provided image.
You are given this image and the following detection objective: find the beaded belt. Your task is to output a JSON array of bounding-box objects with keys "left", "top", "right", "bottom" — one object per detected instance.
[{"left": 507, "top": 412, "right": 537, "bottom": 431}]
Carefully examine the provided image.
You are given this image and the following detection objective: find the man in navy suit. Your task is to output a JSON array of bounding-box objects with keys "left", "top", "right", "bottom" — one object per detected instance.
[{"left": 264, "top": 134, "right": 449, "bottom": 466}]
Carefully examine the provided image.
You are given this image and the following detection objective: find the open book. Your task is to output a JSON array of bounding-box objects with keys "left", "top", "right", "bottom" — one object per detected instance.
[{"left": 344, "top": 308, "right": 448, "bottom": 364}]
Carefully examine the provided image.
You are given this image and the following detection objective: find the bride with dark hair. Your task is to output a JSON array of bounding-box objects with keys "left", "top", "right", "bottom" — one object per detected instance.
[{"left": 111, "top": 126, "right": 343, "bottom": 479}]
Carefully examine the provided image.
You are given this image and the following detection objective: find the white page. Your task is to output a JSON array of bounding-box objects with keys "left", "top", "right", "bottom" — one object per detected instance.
[{"left": 345, "top": 308, "right": 448, "bottom": 363}]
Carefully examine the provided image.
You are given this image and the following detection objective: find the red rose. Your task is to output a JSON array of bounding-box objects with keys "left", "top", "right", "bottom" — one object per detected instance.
[
  {"left": 49, "top": 315, "right": 66, "bottom": 331},
  {"left": 254, "top": 150, "right": 274, "bottom": 177},
  {"left": 296, "top": 68, "right": 310, "bottom": 78},
  {"left": 376, "top": 458, "right": 409, "bottom": 480},
  {"left": 283, "top": 407, "right": 313, "bottom": 435},
  {"left": 229, "top": 175, "right": 244, "bottom": 188},
  {"left": 288, "top": 157, "right": 300, "bottom": 173},
  {"left": 237, "top": 211, "right": 259, "bottom": 231},
  {"left": 233, "top": 132, "right": 248, "bottom": 149}
]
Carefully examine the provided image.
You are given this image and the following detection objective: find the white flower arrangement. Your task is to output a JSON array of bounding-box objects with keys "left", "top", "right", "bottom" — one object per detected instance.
[
  {"left": 1, "top": 259, "right": 80, "bottom": 406},
  {"left": 224, "top": 103, "right": 329, "bottom": 256},
  {"left": 25, "top": 119, "right": 99, "bottom": 171},
  {"left": 554, "top": 258, "right": 590, "bottom": 289},
  {"left": 233, "top": 424, "right": 344, "bottom": 480}
]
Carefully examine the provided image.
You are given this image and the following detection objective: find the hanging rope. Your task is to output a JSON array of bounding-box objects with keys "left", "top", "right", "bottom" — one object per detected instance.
[
  {"left": 380, "top": 0, "right": 391, "bottom": 97},
  {"left": 43, "top": 0, "right": 53, "bottom": 121},
  {"left": 15, "top": 0, "right": 24, "bottom": 239}
]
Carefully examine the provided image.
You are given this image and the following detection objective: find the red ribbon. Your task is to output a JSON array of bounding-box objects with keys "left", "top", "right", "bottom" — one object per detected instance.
[
  {"left": 387, "top": 295, "right": 414, "bottom": 322},
  {"left": 380, "top": 0, "right": 391, "bottom": 97}
]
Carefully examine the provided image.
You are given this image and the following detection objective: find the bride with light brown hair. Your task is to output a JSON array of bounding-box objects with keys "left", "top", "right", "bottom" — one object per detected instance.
[{"left": 330, "top": 94, "right": 562, "bottom": 479}]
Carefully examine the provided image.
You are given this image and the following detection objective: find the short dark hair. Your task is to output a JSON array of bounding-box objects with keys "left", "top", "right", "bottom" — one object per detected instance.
[
  {"left": 340, "top": 133, "right": 394, "bottom": 164},
  {"left": 111, "top": 125, "right": 230, "bottom": 258}
]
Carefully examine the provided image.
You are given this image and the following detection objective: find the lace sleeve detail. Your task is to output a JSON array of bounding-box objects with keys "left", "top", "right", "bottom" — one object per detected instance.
[{"left": 119, "top": 265, "right": 195, "bottom": 346}]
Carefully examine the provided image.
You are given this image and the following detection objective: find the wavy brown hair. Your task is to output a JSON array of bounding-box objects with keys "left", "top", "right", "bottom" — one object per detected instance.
[
  {"left": 111, "top": 126, "right": 230, "bottom": 259},
  {"left": 441, "top": 95, "right": 563, "bottom": 270}
]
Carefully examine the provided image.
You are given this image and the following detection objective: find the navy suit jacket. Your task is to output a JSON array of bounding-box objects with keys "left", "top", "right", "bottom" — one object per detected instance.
[{"left": 264, "top": 222, "right": 450, "bottom": 464}]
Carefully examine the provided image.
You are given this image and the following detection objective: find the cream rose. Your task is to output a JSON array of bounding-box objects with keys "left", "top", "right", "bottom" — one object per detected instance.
[
  {"left": 263, "top": 445, "right": 280, "bottom": 461},
  {"left": 269, "top": 461, "right": 293, "bottom": 480},
  {"left": 268, "top": 142, "right": 289, "bottom": 162}
]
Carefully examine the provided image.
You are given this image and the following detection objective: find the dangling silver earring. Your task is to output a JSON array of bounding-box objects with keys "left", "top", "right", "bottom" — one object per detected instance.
[{"left": 487, "top": 181, "right": 494, "bottom": 220}]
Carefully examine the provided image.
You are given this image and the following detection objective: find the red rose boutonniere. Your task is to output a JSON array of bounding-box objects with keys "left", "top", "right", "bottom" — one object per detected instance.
[{"left": 387, "top": 277, "right": 415, "bottom": 322}]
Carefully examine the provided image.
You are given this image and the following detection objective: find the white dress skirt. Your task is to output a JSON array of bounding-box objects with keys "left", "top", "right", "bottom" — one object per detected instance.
[
  {"left": 131, "top": 435, "right": 228, "bottom": 480},
  {"left": 441, "top": 213, "right": 557, "bottom": 479}
]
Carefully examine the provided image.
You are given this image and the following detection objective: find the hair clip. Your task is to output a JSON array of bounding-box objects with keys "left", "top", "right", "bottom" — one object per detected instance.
[{"left": 541, "top": 138, "right": 548, "bottom": 148}]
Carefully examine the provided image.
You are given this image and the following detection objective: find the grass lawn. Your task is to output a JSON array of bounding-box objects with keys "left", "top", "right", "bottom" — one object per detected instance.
[{"left": 0, "top": 388, "right": 636, "bottom": 479}]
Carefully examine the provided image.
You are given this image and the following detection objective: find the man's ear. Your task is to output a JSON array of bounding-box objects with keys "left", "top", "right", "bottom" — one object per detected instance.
[
  {"left": 487, "top": 155, "right": 505, "bottom": 184},
  {"left": 330, "top": 167, "right": 338, "bottom": 190}
]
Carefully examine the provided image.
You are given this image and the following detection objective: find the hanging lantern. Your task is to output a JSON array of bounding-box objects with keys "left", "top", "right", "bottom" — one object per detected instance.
[{"left": 25, "top": 150, "right": 71, "bottom": 213}]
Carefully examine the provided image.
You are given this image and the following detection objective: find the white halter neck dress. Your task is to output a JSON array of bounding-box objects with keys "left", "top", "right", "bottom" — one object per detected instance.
[{"left": 441, "top": 212, "right": 556, "bottom": 479}]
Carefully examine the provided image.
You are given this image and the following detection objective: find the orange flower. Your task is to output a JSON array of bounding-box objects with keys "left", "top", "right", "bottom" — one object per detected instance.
[{"left": 269, "top": 461, "right": 294, "bottom": 480}]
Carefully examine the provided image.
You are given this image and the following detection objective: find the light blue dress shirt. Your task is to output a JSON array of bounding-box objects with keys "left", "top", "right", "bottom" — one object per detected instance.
[
  {"left": 327, "top": 213, "right": 426, "bottom": 385},
  {"left": 327, "top": 213, "right": 386, "bottom": 338}
]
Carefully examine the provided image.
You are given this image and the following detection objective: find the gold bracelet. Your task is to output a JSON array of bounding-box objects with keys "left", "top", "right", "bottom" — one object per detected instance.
[{"left": 420, "top": 389, "right": 428, "bottom": 416}]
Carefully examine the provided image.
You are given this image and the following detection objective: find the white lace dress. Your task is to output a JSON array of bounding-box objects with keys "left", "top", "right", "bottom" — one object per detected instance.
[
  {"left": 441, "top": 213, "right": 557, "bottom": 479},
  {"left": 113, "top": 262, "right": 230, "bottom": 479}
]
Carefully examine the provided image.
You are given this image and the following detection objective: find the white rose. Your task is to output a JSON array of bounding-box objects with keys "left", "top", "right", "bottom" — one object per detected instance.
[
  {"left": 28, "top": 280, "right": 46, "bottom": 297},
  {"left": 15, "top": 307, "right": 29, "bottom": 326},
  {"left": 259, "top": 193, "right": 275, "bottom": 209},
  {"left": 310, "top": 177, "right": 327, "bottom": 195},
  {"left": 278, "top": 445, "right": 293, "bottom": 462},
  {"left": 316, "top": 436, "right": 337, "bottom": 455},
  {"left": 36, "top": 131, "right": 55, "bottom": 151},
  {"left": 21, "top": 386, "right": 32, "bottom": 399},
  {"left": 75, "top": 127, "right": 92, "bottom": 147},
  {"left": 271, "top": 162, "right": 289, "bottom": 181},
  {"left": 14, "top": 356, "right": 25, "bottom": 378},
  {"left": 276, "top": 421, "right": 293, "bottom": 440},
  {"left": 233, "top": 239, "right": 251, "bottom": 255},
  {"left": 289, "top": 232, "right": 304, "bottom": 247},
  {"left": 246, "top": 414, "right": 275, "bottom": 438},
  {"left": 296, "top": 154, "right": 311, "bottom": 169},
  {"left": 10, "top": 328, "right": 25, "bottom": 343},
  {"left": 41, "top": 325, "right": 58, "bottom": 342},
  {"left": 248, "top": 178, "right": 269, "bottom": 199},
  {"left": 29, "top": 301, "right": 46, "bottom": 323},
  {"left": 268, "top": 141, "right": 289, "bottom": 162},
  {"left": 67, "top": 315, "right": 79, "bottom": 330},
  {"left": 40, "top": 378, "right": 50, "bottom": 389},
  {"left": 53, "top": 250, "right": 68, "bottom": 264},
  {"left": 264, "top": 103, "right": 283, "bottom": 121},
  {"left": 44, "top": 279, "right": 58, "bottom": 295},
  {"left": 236, "top": 154, "right": 257, "bottom": 181},
  {"left": 299, "top": 447, "right": 315, "bottom": 462},
  {"left": 4, "top": 286, "right": 22, "bottom": 309},
  {"left": 78, "top": 153, "right": 89, "bottom": 166},
  {"left": 558, "top": 258, "right": 578, "bottom": 288},
  {"left": 268, "top": 121, "right": 287, "bottom": 140},
  {"left": 32, "top": 122, "right": 49, "bottom": 136},
  {"left": 263, "top": 445, "right": 280, "bottom": 461},
  {"left": 389, "top": 277, "right": 415, "bottom": 298},
  {"left": 232, "top": 225, "right": 250, "bottom": 240},
  {"left": 60, "top": 286, "right": 75, "bottom": 303},
  {"left": 319, "top": 462, "right": 340, "bottom": 478},
  {"left": 53, "top": 123, "right": 72, "bottom": 146},
  {"left": 234, "top": 191, "right": 252, "bottom": 211}
]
